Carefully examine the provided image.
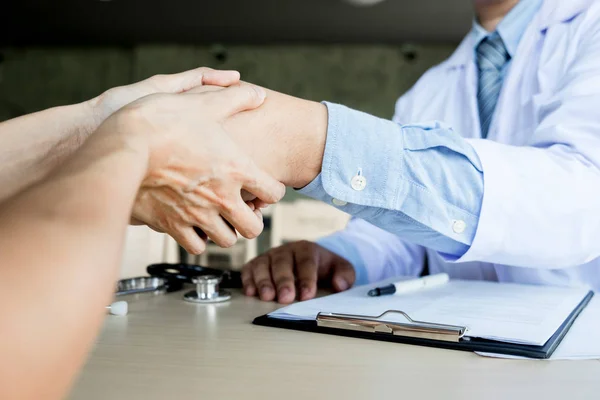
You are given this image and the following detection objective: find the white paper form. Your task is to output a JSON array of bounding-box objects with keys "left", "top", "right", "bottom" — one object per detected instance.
[
  {"left": 269, "top": 279, "right": 591, "bottom": 346},
  {"left": 477, "top": 294, "right": 600, "bottom": 360}
]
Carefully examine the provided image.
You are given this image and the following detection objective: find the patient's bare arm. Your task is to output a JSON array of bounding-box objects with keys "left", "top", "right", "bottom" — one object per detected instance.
[{"left": 0, "top": 68, "right": 240, "bottom": 204}]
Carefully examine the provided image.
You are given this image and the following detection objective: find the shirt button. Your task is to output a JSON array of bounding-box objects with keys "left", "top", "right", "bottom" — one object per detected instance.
[
  {"left": 332, "top": 198, "right": 348, "bottom": 207},
  {"left": 351, "top": 175, "right": 367, "bottom": 191},
  {"left": 453, "top": 220, "right": 467, "bottom": 234}
]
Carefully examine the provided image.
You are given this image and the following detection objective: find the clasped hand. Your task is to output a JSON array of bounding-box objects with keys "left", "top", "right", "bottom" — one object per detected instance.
[{"left": 90, "top": 69, "right": 285, "bottom": 253}]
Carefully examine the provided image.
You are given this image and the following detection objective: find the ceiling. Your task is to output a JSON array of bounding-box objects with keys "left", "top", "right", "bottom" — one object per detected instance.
[{"left": 2, "top": 0, "right": 473, "bottom": 46}]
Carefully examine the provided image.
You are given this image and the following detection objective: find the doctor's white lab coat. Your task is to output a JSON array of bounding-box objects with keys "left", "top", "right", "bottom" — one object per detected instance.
[{"left": 318, "top": 0, "right": 600, "bottom": 290}]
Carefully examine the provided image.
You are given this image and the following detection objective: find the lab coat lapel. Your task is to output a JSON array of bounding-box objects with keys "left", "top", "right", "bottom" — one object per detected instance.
[
  {"left": 488, "top": 12, "right": 542, "bottom": 145},
  {"left": 486, "top": 0, "right": 593, "bottom": 145}
]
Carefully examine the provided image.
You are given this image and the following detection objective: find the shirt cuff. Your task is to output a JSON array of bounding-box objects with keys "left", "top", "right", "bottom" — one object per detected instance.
[
  {"left": 316, "top": 235, "right": 370, "bottom": 286},
  {"left": 299, "top": 102, "right": 477, "bottom": 257}
]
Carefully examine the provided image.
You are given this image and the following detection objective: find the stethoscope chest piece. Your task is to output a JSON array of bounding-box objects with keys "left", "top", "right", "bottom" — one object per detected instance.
[{"left": 183, "top": 275, "right": 231, "bottom": 303}]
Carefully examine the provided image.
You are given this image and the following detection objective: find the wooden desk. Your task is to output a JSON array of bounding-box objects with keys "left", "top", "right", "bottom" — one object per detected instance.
[{"left": 70, "top": 291, "right": 600, "bottom": 400}]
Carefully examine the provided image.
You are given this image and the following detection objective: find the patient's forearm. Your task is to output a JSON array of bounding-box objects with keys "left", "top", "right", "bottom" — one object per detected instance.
[
  {"left": 0, "top": 102, "right": 94, "bottom": 203},
  {"left": 0, "top": 121, "right": 147, "bottom": 400},
  {"left": 225, "top": 88, "right": 328, "bottom": 188}
]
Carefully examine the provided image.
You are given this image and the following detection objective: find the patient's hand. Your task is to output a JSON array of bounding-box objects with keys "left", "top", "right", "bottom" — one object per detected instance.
[
  {"left": 242, "top": 241, "right": 355, "bottom": 304},
  {"left": 96, "top": 84, "right": 285, "bottom": 254},
  {"left": 86, "top": 67, "right": 241, "bottom": 134}
]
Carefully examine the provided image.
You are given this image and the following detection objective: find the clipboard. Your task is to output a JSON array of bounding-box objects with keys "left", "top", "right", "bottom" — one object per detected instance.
[{"left": 253, "top": 290, "right": 594, "bottom": 359}]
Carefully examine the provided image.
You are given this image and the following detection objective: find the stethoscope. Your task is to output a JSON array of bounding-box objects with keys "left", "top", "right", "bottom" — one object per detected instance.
[{"left": 115, "top": 263, "right": 241, "bottom": 303}]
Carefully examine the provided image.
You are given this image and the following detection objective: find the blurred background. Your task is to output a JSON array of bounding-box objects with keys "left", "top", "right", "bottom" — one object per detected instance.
[{"left": 0, "top": 0, "right": 472, "bottom": 276}]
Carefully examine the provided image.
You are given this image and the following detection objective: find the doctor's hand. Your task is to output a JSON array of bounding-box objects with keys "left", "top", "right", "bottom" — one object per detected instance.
[
  {"left": 97, "top": 83, "right": 285, "bottom": 254},
  {"left": 241, "top": 241, "right": 355, "bottom": 304},
  {"left": 185, "top": 83, "right": 329, "bottom": 189}
]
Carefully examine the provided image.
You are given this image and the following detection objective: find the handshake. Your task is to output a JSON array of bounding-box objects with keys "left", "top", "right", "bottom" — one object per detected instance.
[{"left": 88, "top": 67, "right": 328, "bottom": 254}]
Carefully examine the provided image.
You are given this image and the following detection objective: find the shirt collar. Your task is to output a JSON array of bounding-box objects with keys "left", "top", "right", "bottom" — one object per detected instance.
[
  {"left": 444, "top": 0, "right": 592, "bottom": 70},
  {"left": 471, "top": 0, "right": 543, "bottom": 58}
]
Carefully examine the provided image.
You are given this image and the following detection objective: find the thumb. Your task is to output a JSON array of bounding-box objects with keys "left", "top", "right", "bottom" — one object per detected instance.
[
  {"left": 330, "top": 259, "right": 356, "bottom": 292},
  {"left": 206, "top": 83, "right": 267, "bottom": 118}
]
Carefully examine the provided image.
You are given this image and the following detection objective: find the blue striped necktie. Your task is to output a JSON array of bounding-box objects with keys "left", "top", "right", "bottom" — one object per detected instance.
[{"left": 476, "top": 33, "right": 511, "bottom": 138}]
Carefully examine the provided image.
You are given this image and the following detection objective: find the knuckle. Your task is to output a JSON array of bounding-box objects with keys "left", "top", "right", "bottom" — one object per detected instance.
[
  {"left": 186, "top": 242, "right": 203, "bottom": 255},
  {"left": 274, "top": 277, "right": 294, "bottom": 288},
  {"left": 243, "top": 221, "right": 263, "bottom": 239},
  {"left": 190, "top": 212, "right": 208, "bottom": 228},
  {"left": 245, "top": 85, "right": 259, "bottom": 100},
  {"left": 244, "top": 173, "right": 259, "bottom": 188},
  {"left": 270, "top": 248, "right": 290, "bottom": 260},
  {"left": 256, "top": 279, "right": 273, "bottom": 288},
  {"left": 269, "top": 246, "right": 287, "bottom": 256},
  {"left": 218, "top": 197, "right": 236, "bottom": 214},
  {"left": 296, "top": 240, "right": 314, "bottom": 249},
  {"left": 226, "top": 161, "right": 249, "bottom": 182},
  {"left": 241, "top": 263, "right": 253, "bottom": 274},
  {"left": 246, "top": 255, "right": 268, "bottom": 271},
  {"left": 221, "top": 235, "right": 237, "bottom": 248},
  {"left": 255, "top": 253, "right": 270, "bottom": 263}
]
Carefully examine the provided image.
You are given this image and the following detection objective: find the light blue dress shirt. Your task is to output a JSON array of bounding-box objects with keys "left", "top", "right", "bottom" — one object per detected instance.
[{"left": 298, "top": 0, "right": 543, "bottom": 277}]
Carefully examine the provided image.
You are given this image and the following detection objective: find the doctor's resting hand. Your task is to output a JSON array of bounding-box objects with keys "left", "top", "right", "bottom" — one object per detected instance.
[{"left": 242, "top": 240, "right": 355, "bottom": 304}]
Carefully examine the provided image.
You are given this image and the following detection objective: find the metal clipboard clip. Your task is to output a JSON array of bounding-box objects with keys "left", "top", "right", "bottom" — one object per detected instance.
[{"left": 316, "top": 310, "right": 468, "bottom": 343}]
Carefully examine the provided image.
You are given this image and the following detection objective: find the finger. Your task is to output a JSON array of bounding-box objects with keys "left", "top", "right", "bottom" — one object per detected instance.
[
  {"left": 331, "top": 258, "right": 356, "bottom": 292},
  {"left": 242, "top": 164, "right": 286, "bottom": 205},
  {"left": 206, "top": 83, "right": 267, "bottom": 118},
  {"left": 269, "top": 249, "right": 297, "bottom": 304},
  {"left": 251, "top": 255, "right": 276, "bottom": 301},
  {"left": 293, "top": 242, "right": 319, "bottom": 301},
  {"left": 253, "top": 200, "right": 270, "bottom": 209},
  {"left": 193, "top": 213, "right": 238, "bottom": 248},
  {"left": 241, "top": 189, "right": 257, "bottom": 202},
  {"left": 185, "top": 85, "right": 224, "bottom": 95},
  {"left": 241, "top": 263, "right": 257, "bottom": 297},
  {"left": 170, "top": 226, "right": 207, "bottom": 255},
  {"left": 221, "top": 198, "right": 264, "bottom": 240},
  {"left": 245, "top": 201, "right": 264, "bottom": 221},
  {"left": 201, "top": 69, "right": 241, "bottom": 87},
  {"left": 147, "top": 68, "right": 240, "bottom": 94}
]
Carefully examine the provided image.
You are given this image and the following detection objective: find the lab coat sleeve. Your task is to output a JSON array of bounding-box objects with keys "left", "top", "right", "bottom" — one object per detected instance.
[
  {"left": 316, "top": 218, "right": 426, "bottom": 285},
  {"left": 457, "top": 26, "right": 600, "bottom": 268}
]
